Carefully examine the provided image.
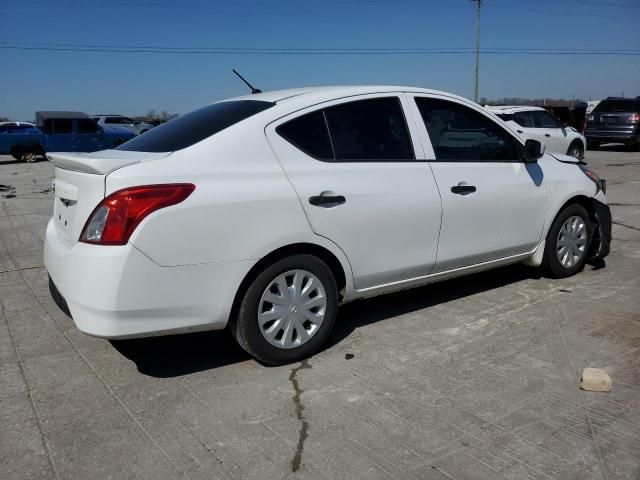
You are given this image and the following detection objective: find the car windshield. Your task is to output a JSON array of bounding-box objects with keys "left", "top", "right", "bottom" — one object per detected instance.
[
  {"left": 116, "top": 100, "right": 274, "bottom": 152},
  {"left": 594, "top": 100, "right": 640, "bottom": 113}
]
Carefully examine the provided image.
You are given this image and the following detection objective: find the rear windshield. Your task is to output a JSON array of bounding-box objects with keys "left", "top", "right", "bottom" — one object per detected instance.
[
  {"left": 594, "top": 100, "right": 640, "bottom": 113},
  {"left": 116, "top": 100, "right": 274, "bottom": 152}
]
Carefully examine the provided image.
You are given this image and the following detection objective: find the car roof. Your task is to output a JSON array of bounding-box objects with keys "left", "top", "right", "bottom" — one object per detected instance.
[
  {"left": 0, "top": 121, "right": 35, "bottom": 126},
  {"left": 226, "top": 85, "right": 476, "bottom": 108},
  {"left": 486, "top": 105, "right": 546, "bottom": 114},
  {"left": 36, "top": 111, "right": 91, "bottom": 120}
]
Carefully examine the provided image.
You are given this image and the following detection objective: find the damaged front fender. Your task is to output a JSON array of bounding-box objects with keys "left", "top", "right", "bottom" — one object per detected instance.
[{"left": 589, "top": 198, "right": 612, "bottom": 260}]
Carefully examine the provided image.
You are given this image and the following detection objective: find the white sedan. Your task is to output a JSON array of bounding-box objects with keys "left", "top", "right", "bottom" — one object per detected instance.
[
  {"left": 45, "top": 86, "right": 611, "bottom": 365},
  {"left": 487, "top": 106, "right": 586, "bottom": 159}
]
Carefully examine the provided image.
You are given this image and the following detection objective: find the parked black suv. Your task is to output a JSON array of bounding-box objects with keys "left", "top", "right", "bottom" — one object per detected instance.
[{"left": 585, "top": 97, "right": 640, "bottom": 150}]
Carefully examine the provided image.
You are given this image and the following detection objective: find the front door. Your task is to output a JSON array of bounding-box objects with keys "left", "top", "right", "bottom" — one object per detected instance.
[
  {"left": 410, "top": 95, "right": 547, "bottom": 272},
  {"left": 267, "top": 94, "right": 442, "bottom": 290}
]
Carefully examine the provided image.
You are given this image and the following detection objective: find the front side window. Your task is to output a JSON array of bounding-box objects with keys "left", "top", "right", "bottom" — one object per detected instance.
[
  {"left": 117, "top": 100, "right": 274, "bottom": 152},
  {"left": 77, "top": 119, "right": 99, "bottom": 133},
  {"left": 531, "top": 111, "right": 559, "bottom": 128},
  {"left": 415, "top": 97, "right": 521, "bottom": 161},
  {"left": 277, "top": 97, "right": 415, "bottom": 162}
]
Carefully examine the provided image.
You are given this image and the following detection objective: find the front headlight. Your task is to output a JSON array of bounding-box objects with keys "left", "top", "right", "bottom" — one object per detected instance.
[{"left": 579, "top": 164, "right": 605, "bottom": 194}]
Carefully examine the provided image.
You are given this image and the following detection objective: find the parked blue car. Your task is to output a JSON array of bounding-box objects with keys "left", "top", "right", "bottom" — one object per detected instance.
[
  {"left": 0, "top": 112, "right": 135, "bottom": 162},
  {"left": 0, "top": 122, "right": 45, "bottom": 162}
]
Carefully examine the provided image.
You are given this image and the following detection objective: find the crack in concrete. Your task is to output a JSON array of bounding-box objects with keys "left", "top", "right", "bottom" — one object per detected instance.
[
  {"left": 289, "top": 359, "right": 312, "bottom": 473},
  {"left": 613, "top": 220, "right": 640, "bottom": 232},
  {"left": 0, "top": 264, "right": 44, "bottom": 274}
]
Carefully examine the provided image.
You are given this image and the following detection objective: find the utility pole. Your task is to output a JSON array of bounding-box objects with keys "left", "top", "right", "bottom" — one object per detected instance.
[{"left": 471, "top": 0, "right": 482, "bottom": 103}]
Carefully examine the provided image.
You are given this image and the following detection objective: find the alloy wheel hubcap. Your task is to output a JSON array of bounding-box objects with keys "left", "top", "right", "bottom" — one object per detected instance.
[
  {"left": 556, "top": 215, "right": 587, "bottom": 268},
  {"left": 258, "top": 269, "right": 326, "bottom": 349}
]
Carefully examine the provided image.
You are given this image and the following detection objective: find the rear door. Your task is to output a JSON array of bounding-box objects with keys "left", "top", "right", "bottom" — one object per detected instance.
[
  {"left": 266, "top": 94, "right": 442, "bottom": 290},
  {"left": 409, "top": 95, "right": 547, "bottom": 272},
  {"left": 530, "top": 110, "right": 568, "bottom": 154}
]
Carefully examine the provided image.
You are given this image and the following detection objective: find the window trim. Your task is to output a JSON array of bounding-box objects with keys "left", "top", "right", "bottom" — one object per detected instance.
[
  {"left": 411, "top": 94, "right": 526, "bottom": 163},
  {"left": 275, "top": 95, "right": 422, "bottom": 163}
]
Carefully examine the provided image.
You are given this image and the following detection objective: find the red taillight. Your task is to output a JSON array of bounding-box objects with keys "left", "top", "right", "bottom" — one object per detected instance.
[{"left": 80, "top": 184, "right": 195, "bottom": 245}]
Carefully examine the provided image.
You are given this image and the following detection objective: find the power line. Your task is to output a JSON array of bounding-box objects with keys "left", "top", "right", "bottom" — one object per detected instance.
[{"left": 1, "top": 44, "right": 639, "bottom": 55}]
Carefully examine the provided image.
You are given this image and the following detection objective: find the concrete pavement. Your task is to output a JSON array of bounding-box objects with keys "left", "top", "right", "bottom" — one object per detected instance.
[{"left": 1, "top": 147, "right": 639, "bottom": 479}]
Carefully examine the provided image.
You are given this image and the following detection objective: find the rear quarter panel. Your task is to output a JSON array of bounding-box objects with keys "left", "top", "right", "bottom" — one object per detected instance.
[{"left": 105, "top": 122, "right": 329, "bottom": 268}]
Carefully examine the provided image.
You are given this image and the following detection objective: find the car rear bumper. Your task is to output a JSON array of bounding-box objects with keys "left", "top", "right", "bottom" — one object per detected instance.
[
  {"left": 585, "top": 130, "right": 640, "bottom": 143},
  {"left": 44, "top": 219, "right": 253, "bottom": 339}
]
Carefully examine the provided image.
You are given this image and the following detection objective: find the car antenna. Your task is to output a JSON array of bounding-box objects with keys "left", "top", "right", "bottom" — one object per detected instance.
[{"left": 232, "top": 69, "right": 262, "bottom": 94}]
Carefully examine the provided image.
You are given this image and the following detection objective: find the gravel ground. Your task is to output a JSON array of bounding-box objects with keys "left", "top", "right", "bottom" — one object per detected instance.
[{"left": 1, "top": 146, "right": 639, "bottom": 480}]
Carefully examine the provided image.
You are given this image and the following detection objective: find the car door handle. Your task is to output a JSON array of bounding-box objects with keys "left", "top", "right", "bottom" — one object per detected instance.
[
  {"left": 545, "top": 134, "right": 551, "bottom": 138},
  {"left": 309, "top": 192, "right": 346, "bottom": 207},
  {"left": 517, "top": 129, "right": 524, "bottom": 134},
  {"left": 451, "top": 184, "right": 476, "bottom": 195}
]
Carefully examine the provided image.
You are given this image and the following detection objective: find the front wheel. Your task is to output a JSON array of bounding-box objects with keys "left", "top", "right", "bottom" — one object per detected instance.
[
  {"left": 542, "top": 204, "right": 592, "bottom": 278},
  {"left": 567, "top": 141, "right": 584, "bottom": 160},
  {"left": 232, "top": 254, "right": 338, "bottom": 365}
]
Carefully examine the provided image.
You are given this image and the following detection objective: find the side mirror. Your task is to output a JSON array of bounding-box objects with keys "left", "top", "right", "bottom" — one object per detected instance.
[{"left": 524, "top": 139, "right": 545, "bottom": 163}]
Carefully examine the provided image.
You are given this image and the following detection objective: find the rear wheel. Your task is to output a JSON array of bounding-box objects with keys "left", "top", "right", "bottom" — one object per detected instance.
[
  {"left": 232, "top": 254, "right": 338, "bottom": 365},
  {"left": 567, "top": 141, "right": 584, "bottom": 159},
  {"left": 542, "top": 204, "right": 592, "bottom": 278}
]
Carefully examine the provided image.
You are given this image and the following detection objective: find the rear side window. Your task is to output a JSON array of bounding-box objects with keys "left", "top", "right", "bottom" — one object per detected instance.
[
  {"left": 594, "top": 100, "right": 640, "bottom": 113},
  {"left": 512, "top": 112, "right": 534, "bottom": 128},
  {"left": 531, "top": 111, "right": 558, "bottom": 128},
  {"left": 325, "top": 98, "right": 414, "bottom": 161},
  {"left": 415, "top": 97, "right": 521, "bottom": 162},
  {"left": 277, "top": 97, "right": 415, "bottom": 162},
  {"left": 117, "top": 100, "right": 274, "bottom": 152},
  {"left": 277, "top": 111, "right": 333, "bottom": 160}
]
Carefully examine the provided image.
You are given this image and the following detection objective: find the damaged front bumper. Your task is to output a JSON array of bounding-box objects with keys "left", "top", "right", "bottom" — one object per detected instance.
[{"left": 589, "top": 197, "right": 612, "bottom": 260}]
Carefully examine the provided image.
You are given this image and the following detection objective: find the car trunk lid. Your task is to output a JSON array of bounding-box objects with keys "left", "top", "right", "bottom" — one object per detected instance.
[{"left": 48, "top": 150, "right": 171, "bottom": 247}]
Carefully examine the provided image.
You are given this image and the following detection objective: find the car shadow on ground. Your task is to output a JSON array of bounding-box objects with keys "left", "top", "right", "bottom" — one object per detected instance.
[
  {"left": 112, "top": 263, "right": 542, "bottom": 377},
  {"left": 593, "top": 143, "right": 631, "bottom": 153}
]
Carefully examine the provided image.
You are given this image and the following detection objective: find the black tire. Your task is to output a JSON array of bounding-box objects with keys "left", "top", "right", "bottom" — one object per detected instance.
[
  {"left": 542, "top": 204, "right": 593, "bottom": 278},
  {"left": 232, "top": 254, "right": 338, "bottom": 365},
  {"left": 567, "top": 141, "right": 584, "bottom": 160},
  {"left": 10, "top": 152, "right": 23, "bottom": 161},
  {"left": 586, "top": 140, "right": 599, "bottom": 151}
]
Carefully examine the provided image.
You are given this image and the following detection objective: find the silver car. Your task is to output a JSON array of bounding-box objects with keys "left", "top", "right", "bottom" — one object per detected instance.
[{"left": 92, "top": 115, "right": 153, "bottom": 135}]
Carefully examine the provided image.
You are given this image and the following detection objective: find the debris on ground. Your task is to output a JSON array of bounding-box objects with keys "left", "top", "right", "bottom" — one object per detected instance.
[{"left": 580, "top": 368, "right": 612, "bottom": 392}]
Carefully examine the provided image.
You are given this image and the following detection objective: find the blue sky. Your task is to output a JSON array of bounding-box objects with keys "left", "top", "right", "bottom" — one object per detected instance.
[{"left": 1, "top": 0, "right": 639, "bottom": 121}]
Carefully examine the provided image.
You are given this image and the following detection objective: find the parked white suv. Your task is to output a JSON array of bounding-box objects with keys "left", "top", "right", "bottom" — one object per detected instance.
[
  {"left": 45, "top": 86, "right": 611, "bottom": 364},
  {"left": 92, "top": 115, "right": 154, "bottom": 136},
  {"left": 488, "top": 106, "right": 586, "bottom": 159}
]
